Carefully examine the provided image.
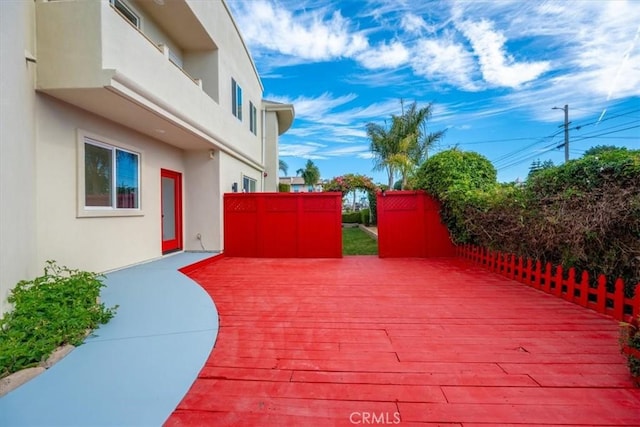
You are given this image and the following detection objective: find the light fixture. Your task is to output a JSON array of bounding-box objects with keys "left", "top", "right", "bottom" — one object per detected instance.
[{"left": 152, "top": 0, "right": 165, "bottom": 5}]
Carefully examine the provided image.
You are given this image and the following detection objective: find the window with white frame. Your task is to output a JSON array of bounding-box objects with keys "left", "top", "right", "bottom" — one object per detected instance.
[
  {"left": 84, "top": 137, "right": 140, "bottom": 210},
  {"left": 249, "top": 102, "right": 258, "bottom": 135},
  {"left": 232, "top": 78, "right": 242, "bottom": 121},
  {"left": 242, "top": 175, "right": 256, "bottom": 193},
  {"left": 109, "top": 0, "right": 140, "bottom": 28}
]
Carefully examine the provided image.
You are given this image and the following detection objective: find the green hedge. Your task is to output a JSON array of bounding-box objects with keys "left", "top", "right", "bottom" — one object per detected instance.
[
  {"left": 360, "top": 208, "right": 371, "bottom": 226},
  {"left": 415, "top": 147, "right": 639, "bottom": 296},
  {"left": 415, "top": 148, "right": 497, "bottom": 243},
  {"left": 278, "top": 183, "right": 291, "bottom": 192},
  {"left": 342, "top": 211, "right": 361, "bottom": 223}
]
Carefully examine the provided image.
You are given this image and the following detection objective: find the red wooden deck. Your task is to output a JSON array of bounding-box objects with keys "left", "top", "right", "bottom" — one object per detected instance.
[{"left": 166, "top": 257, "right": 640, "bottom": 426}]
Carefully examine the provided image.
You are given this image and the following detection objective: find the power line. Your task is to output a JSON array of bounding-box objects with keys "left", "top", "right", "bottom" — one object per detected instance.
[
  {"left": 492, "top": 131, "right": 563, "bottom": 165},
  {"left": 552, "top": 104, "right": 569, "bottom": 163},
  {"left": 496, "top": 124, "right": 639, "bottom": 171},
  {"left": 497, "top": 145, "right": 559, "bottom": 172},
  {"left": 572, "top": 124, "right": 640, "bottom": 142},
  {"left": 456, "top": 137, "right": 546, "bottom": 146},
  {"left": 570, "top": 108, "right": 640, "bottom": 131}
]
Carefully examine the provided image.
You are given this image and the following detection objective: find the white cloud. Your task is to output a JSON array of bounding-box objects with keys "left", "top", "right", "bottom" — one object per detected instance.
[
  {"left": 411, "top": 37, "right": 480, "bottom": 91},
  {"left": 232, "top": 0, "right": 368, "bottom": 62},
  {"left": 569, "top": 3, "right": 640, "bottom": 100},
  {"left": 323, "top": 145, "right": 371, "bottom": 156},
  {"left": 267, "top": 92, "right": 358, "bottom": 123},
  {"left": 356, "top": 41, "right": 410, "bottom": 69},
  {"left": 279, "top": 142, "right": 372, "bottom": 160},
  {"left": 357, "top": 151, "right": 376, "bottom": 160},
  {"left": 400, "top": 13, "right": 428, "bottom": 34},
  {"left": 457, "top": 19, "right": 551, "bottom": 88},
  {"left": 279, "top": 143, "right": 327, "bottom": 159}
]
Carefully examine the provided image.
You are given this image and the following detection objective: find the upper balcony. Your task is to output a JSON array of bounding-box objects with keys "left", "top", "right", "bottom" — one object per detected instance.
[{"left": 35, "top": 0, "right": 262, "bottom": 166}]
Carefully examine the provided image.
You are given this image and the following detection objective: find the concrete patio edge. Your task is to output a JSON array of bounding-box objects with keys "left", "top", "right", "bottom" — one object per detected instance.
[{"left": 0, "top": 252, "right": 221, "bottom": 427}]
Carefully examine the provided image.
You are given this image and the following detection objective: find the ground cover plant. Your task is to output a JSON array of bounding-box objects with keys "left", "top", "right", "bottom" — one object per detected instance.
[
  {"left": 342, "top": 227, "right": 378, "bottom": 255},
  {"left": 0, "top": 261, "right": 117, "bottom": 378},
  {"left": 620, "top": 317, "right": 640, "bottom": 381}
]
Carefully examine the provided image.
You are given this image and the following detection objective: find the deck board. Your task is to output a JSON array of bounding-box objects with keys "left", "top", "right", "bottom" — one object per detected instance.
[{"left": 165, "top": 257, "right": 640, "bottom": 426}]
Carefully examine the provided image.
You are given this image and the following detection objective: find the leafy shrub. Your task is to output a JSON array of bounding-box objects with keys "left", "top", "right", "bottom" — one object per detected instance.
[
  {"left": 278, "top": 183, "right": 291, "bottom": 192},
  {"left": 415, "top": 148, "right": 497, "bottom": 242},
  {"left": 527, "top": 148, "right": 639, "bottom": 196},
  {"left": 0, "top": 261, "right": 117, "bottom": 378},
  {"left": 524, "top": 149, "right": 639, "bottom": 293},
  {"left": 367, "top": 192, "right": 378, "bottom": 225},
  {"left": 415, "top": 148, "right": 497, "bottom": 199},
  {"left": 342, "top": 212, "right": 361, "bottom": 223},
  {"left": 360, "top": 208, "right": 371, "bottom": 226},
  {"left": 456, "top": 148, "right": 640, "bottom": 295},
  {"left": 620, "top": 317, "right": 640, "bottom": 379}
]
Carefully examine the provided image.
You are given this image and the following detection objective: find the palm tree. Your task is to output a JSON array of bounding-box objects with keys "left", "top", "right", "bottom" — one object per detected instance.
[
  {"left": 296, "top": 160, "right": 321, "bottom": 192},
  {"left": 367, "top": 100, "right": 445, "bottom": 190},
  {"left": 279, "top": 159, "right": 288, "bottom": 176},
  {"left": 393, "top": 101, "right": 446, "bottom": 189},
  {"left": 366, "top": 121, "right": 397, "bottom": 189}
]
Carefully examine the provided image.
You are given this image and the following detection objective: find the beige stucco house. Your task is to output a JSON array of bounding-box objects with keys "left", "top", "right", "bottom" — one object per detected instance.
[
  {"left": 0, "top": 0, "right": 294, "bottom": 316},
  {"left": 278, "top": 177, "right": 324, "bottom": 193}
]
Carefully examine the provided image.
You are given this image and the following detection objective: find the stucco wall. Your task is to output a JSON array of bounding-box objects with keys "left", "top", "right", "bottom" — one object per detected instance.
[
  {"left": 183, "top": 150, "right": 222, "bottom": 252},
  {"left": 35, "top": 95, "right": 185, "bottom": 274},
  {"left": 0, "top": 0, "right": 289, "bottom": 317},
  {"left": 186, "top": 0, "right": 263, "bottom": 160},
  {"left": 217, "top": 151, "right": 264, "bottom": 250},
  {"left": 264, "top": 110, "right": 280, "bottom": 192},
  {"left": 0, "top": 1, "right": 38, "bottom": 317}
]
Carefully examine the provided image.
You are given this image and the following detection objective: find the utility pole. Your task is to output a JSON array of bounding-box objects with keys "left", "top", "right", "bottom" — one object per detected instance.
[{"left": 552, "top": 104, "right": 569, "bottom": 163}]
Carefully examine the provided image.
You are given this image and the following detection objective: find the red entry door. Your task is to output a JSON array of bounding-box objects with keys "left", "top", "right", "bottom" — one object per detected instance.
[{"left": 161, "top": 169, "right": 182, "bottom": 253}]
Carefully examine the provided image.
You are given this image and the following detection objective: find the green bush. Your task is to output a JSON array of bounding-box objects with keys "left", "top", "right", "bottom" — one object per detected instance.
[
  {"left": 415, "top": 148, "right": 497, "bottom": 199},
  {"left": 360, "top": 208, "right": 371, "bottom": 226},
  {"left": 0, "top": 261, "right": 117, "bottom": 378},
  {"left": 414, "top": 146, "right": 639, "bottom": 295},
  {"left": 527, "top": 148, "right": 639, "bottom": 196},
  {"left": 367, "top": 190, "right": 378, "bottom": 225},
  {"left": 414, "top": 148, "right": 497, "bottom": 242},
  {"left": 620, "top": 317, "right": 640, "bottom": 379},
  {"left": 278, "top": 183, "right": 291, "bottom": 192},
  {"left": 458, "top": 148, "right": 640, "bottom": 295},
  {"left": 523, "top": 149, "right": 640, "bottom": 293},
  {"left": 342, "top": 211, "right": 361, "bottom": 223}
]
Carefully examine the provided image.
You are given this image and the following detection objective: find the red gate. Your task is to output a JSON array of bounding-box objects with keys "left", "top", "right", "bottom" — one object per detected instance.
[
  {"left": 224, "top": 192, "right": 342, "bottom": 258},
  {"left": 377, "top": 190, "right": 455, "bottom": 258}
]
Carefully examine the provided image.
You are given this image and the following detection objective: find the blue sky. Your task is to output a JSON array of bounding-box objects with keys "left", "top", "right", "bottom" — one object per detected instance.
[{"left": 228, "top": 0, "right": 640, "bottom": 184}]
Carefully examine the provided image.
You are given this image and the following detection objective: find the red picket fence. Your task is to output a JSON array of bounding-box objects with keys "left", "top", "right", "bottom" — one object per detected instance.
[
  {"left": 458, "top": 245, "right": 640, "bottom": 322},
  {"left": 224, "top": 192, "right": 342, "bottom": 258},
  {"left": 377, "top": 190, "right": 455, "bottom": 258}
]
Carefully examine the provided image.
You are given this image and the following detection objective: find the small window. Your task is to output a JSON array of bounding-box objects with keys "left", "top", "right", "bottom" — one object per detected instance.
[
  {"left": 249, "top": 102, "right": 258, "bottom": 135},
  {"left": 84, "top": 138, "right": 140, "bottom": 209},
  {"left": 232, "top": 78, "right": 242, "bottom": 121},
  {"left": 242, "top": 176, "right": 256, "bottom": 193},
  {"left": 110, "top": 0, "right": 140, "bottom": 28}
]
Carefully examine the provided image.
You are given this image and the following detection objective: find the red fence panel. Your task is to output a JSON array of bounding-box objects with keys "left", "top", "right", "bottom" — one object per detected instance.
[
  {"left": 377, "top": 191, "right": 455, "bottom": 258},
  {"left": 224, "top": 192, "right": 342, "bottom": 258},
  {"left": 458, "top": 244, "right": 639, "bottom": 323}
]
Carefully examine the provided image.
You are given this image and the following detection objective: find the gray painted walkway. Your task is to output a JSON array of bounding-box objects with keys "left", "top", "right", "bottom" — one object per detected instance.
[{"left": 0, "top": 252, "right": 219, "bottom": 427}]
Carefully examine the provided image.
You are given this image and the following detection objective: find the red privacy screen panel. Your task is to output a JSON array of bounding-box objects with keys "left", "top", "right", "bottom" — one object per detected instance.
[
  {"left": 224, "top": 192, "right": 342, "bottom": 258},
  {"left": 377, "top": 191, "right": 455, "bottom": 258}
]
